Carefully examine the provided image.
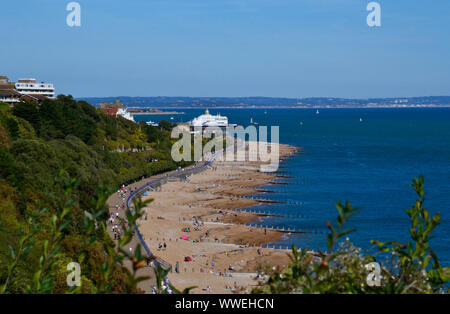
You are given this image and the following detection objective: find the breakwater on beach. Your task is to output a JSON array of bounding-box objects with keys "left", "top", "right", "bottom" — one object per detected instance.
[{"left": 132, "top": 143, "right": 298, "bottom": 293}]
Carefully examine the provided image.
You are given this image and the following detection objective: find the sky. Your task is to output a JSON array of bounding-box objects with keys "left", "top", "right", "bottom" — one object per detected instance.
[{"left": 1, "top": 0, "right": 450, "bottom": 98}]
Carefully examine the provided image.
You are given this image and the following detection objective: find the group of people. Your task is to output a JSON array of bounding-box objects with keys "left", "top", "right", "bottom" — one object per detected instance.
[
  {"left": 191, "top": 216, "right": 204, "bottom": 234},
  {"left": 109, "top": 212, "right": 123, "bottom": 240},
  {"left": 110, "top": 214, "right": 130, "bottom": 240},
  {"left": 109, "top": 184, "right": 135, "bottom": 241},
  {"left": 192, "top": 216, "right": 204, "bottom": 227}
]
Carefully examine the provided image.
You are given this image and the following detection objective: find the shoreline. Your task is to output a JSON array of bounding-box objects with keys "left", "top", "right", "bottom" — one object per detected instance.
[
  {"left": 137, "top": 142, "right": 301, "bottom": 293},
  {"left": 130, "top": 111, "right": 185, "bottom": 115},
  {"left": 117, "top": 106, "right": 450, "bottom": 110}
]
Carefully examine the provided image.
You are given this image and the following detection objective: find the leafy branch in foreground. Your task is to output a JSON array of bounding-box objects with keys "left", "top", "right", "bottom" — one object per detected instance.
[
  {"left": 371, "top": 175, "right": 448, "bottom": 293},
  {"left": 253, "top": 176, "right": 449, "bottom": 294},
  {"left": 1, "top": 222, "right": 36, "bottom": 293},
  {"left": 30, "top": 174, "right": 79, "bottom": 293},
  {"left": 152, "top": 262, "right": 196, "bottom": 294},
  {"left": 1, "top": 169, "right": 191, "bottom": 294},
  {"left": 1, "top": 170, "right": 78, "bottom": 294},
  {"left": 81, "top": 187, "right": 152, "bottom": 293}
]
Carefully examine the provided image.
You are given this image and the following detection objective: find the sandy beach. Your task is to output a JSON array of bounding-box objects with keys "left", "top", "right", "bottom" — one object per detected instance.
[{"left": 136, "top": 142, "right": 300, "bottom": 293}]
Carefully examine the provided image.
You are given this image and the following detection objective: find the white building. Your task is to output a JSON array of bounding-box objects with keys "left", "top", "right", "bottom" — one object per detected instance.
[
  {"left": 15, "top": 78, "right": 55, "bottom": 98},
  {"left": 0, "top": 89, "right": 22, "bottom": 105},
  {"left": 116, "top": 107, "right": 135, "bottom": 122}
]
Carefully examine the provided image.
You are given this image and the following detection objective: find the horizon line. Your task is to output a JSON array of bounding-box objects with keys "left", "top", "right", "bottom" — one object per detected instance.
[{"left": 75, "top": 95, "right": 450, "bottom": 100}]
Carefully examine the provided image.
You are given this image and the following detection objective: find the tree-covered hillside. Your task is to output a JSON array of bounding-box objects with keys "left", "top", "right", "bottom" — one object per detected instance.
[{"left": 0, "top": 95, "right": 188, "bottom": 293}]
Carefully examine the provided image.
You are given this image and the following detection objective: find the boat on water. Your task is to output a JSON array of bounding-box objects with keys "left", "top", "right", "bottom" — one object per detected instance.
[
  {"left": 250, "top": 118, "right": 259, "bottom": 125},
  {"left": 146, "top": 121, "right": 158, "bottom": 127},
  {"left": 316, "top": 110, "right": 320, "bottom": 115},
  {"left": 190, "top": 109, "right": 229, "bottom": 127},
  {"left": 116, "top": 107, "right": 135, "bottom": 122}
]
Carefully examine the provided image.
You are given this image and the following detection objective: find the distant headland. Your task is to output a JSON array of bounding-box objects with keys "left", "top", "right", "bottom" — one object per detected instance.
[{"left": 79, "top": 96, "right": 450, "bottom": 109}]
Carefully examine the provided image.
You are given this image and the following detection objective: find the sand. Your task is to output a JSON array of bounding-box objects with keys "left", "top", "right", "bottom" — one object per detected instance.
[{"left": 136, "top": 142, "right": 300, "bottom": 294}]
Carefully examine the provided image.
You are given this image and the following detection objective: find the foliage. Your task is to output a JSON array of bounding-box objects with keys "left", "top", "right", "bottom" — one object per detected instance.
[
  {"left": 153, "top": 262, "right": 196, "bottom": 294},
  {"left": 0, "top": 96, "right": 188, "bottom": 293},
  {"left": 1, "top": 171, "right": 148, "bottom": 293}
]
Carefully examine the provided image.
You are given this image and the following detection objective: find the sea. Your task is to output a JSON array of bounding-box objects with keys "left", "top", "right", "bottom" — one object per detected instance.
[{"left": 135, "top": 108, "right": 450, "bottom": 265}]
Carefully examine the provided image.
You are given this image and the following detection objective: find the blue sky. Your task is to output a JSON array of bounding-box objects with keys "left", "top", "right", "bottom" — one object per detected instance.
[{"left": 1, "top": 0, "right": 449, "bottom": 98}]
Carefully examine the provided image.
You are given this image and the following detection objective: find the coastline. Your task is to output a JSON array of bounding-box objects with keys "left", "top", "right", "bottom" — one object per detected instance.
[
  {"left": 130, "top": 111, "right": 185, "bottom": 115},
  {"left": 137, "top": 142, "right": 300, "bottom": 293}
]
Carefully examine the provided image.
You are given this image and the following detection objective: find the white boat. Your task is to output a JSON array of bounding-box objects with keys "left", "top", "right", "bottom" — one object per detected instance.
[
  {"left": 146, "top": 121, "right": 158, "bottom": 127},
  {"left": 316, "top": 110, "right": 320, "bottom": 115},
  {"left": 116, "top": 108, "right": 135, "bottom": 122},
  {"left": 360, "top": 118, "right": 363, "bottom": 122},
  {"left": 190, "top": 109, "right": 228, "bottom": 127}
]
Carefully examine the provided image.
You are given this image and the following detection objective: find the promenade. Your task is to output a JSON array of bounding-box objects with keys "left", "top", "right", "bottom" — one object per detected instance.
[{"left": 106, "top": 158, "right": 214, "bottom": 293}]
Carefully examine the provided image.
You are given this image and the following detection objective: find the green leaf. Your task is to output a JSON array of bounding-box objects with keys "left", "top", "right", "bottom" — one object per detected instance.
[{"left": 8, "top": 245, "right": 16, "bottom": 260}]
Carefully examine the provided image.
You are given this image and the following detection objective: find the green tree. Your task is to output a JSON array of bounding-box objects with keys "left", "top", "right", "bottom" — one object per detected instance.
[{"left": 12, "top": 101, "right": 41, "bottom": 132}]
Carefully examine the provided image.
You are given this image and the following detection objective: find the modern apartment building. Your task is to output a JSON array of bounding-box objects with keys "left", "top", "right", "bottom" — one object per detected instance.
[
  {"left": 15, "top": 78, "right": 55, "bottom": 98},
  {"left": 0, "top": 75, "right": 56, "bottom": 105}
]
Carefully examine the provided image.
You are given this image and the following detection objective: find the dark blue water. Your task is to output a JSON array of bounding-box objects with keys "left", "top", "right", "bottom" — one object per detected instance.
[{"left": 136, "top": 108, "right": 450, "bottom": 265}]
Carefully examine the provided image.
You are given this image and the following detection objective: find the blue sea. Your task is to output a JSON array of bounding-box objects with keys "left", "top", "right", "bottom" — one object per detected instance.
[{"left": 135, "top": 108, "right": 450, "bottom": 265}]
